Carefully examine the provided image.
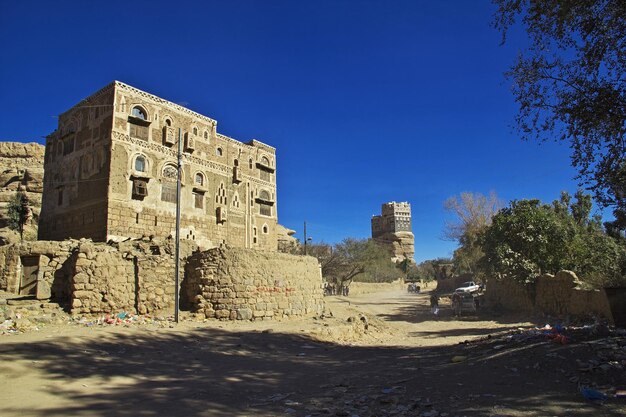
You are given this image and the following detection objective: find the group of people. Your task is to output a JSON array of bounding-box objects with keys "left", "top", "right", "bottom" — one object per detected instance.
[
  {"left": 323, "top": 281, "right": 350, "bottom": 296},
  {"left": 407, "top": 282, "right": 421, "bottom": 293}
]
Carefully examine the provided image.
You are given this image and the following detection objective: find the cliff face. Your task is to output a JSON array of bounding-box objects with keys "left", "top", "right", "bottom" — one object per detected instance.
[
  {"left": 0, "top": 142, "right": 45, "bottom": 244},
  {"left": 374, "top": 231, "right": 415, "bottom": 264}
]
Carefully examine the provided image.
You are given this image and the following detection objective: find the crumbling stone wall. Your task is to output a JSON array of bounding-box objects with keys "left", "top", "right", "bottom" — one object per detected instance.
[
  {"left": 0, "top": 240, "right": 76, "bottom": 301},
  {"left": 485, "top": 271, "right": 613, "bottom": 321},
  {"left": 184, "top": 247, "right": 324, "bottom": 320},
  {"left": 70, "top": 241, "right": 184, "bottom": 315}
]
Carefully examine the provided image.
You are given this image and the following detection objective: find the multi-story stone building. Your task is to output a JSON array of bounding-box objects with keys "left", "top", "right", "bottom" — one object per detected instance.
[
  {"left": 371, "top": 202, "right": 412, "bottom": 237},
  {"left": 39, "top": 81, "right": 278, "bottom": 251},
  {"left": 371, "top": 202, "right": 414, "bottom": 263}
]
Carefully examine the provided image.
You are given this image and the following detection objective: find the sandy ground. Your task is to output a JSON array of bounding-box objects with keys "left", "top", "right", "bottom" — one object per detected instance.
[{"left": 0, "top": 286, "right": 624, "bottom": 417}]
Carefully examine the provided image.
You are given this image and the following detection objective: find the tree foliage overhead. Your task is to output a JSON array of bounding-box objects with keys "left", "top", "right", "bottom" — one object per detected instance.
[
  {"left": 479, "top": 191, "right": 626, "bottom": 287},
  {"left": 7, "top": 190, "right": 30, "bottom": 241},
  {"left": 493, "top": 0, "right": 626, "bottom": 227}
]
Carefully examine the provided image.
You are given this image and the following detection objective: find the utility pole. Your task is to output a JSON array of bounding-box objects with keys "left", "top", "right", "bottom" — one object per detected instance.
[
  {"left": 174, "top": 128, "right": 182, "bottom": 323},
  {"left": 303, "top": 221, "right": 308, "bottom": 255}
]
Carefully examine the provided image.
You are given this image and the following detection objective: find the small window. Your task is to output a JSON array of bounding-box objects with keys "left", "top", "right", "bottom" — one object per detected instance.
[
  {"left": 195, "top": 173, "right": 204, "bottom": 186},
  {"left": 132, "top": 179, "right": 148, "bottom": 199},
  {"left": 193, "top": 127, "right": 198, "bottom": 135},
  {"left": 234, "top": 158, "right": 239, "bottom": 167},
  {"left": 259, "top": 190, "right": 271, "bottom": 201},
  {"left": 135, "top": 155, "right": 146, "bottom": 172},
  {"left": 262, "top": 225, "right": 268, "bottom": 234},
  {"left": 131, "top": 106, "right": 147, "bottom": 120},
  {"left": 194, "top": 191, "right": 203, "bottom": 209},
  {"left": 165, "top": 118, "right": 172, "bottom": 127},
  {"left": 249, "top": 158, "right": 253, "bottom": 169},
  {"left": 216, "top": 147, "right": 223, "bottom": 156},
  {"left": 204, "top": 131, "right": 208, "bottom": 139}
]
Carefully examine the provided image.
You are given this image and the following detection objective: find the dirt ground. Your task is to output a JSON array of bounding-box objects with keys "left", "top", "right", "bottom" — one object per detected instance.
[{"left": 0, "top": 285, "right": 624, "bottom": 417}]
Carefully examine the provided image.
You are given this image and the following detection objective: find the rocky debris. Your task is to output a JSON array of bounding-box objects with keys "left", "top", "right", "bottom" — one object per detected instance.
[
  {"left": 0, "top": 293, "right": 69, "bottom": 334},
  {"left": 0, "top": 142, "right": 45, "bottom": 244}
]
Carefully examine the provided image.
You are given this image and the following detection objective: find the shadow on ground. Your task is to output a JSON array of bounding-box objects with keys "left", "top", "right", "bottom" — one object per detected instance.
[{"left": 0, "top": 324, "right": 623, "bottom": 417}]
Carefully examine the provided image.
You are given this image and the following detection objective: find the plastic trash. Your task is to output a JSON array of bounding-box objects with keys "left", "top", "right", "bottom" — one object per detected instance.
[{"left": 581, "top": 386, "right": 608, "bottom": 402}]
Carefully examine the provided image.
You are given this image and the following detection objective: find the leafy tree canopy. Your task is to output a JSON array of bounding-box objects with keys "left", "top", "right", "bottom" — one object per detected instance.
[
  {"left": 493, "top": 0, "right": 626, "bottom": 229},
  {"left": 307, "top": 238, "right": 403, "bottom": 287},
  {"left": 479, "top": 191, "right": 626, "bottom": 287}
]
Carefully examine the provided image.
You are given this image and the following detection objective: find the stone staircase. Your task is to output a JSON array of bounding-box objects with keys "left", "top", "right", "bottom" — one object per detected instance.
[{"left": 1, "top": 293, "right": 70, "bottom": 328}]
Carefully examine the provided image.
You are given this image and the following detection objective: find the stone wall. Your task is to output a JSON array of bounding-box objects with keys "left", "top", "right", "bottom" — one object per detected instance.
[
  {"left": 1, "top": 239, "right": 322, "bottom": 320},
  {"left": 485, "top": 271, "right": 613, "bottom": 322},
  {"left": 0, "top": 240, "right": 76, "bottom": 301},
  {"left": 184, "top": 247, "right": 324, "bottom": 320},
  {"left": 70, "top": 241, "right": 180, "bottom": 315}
]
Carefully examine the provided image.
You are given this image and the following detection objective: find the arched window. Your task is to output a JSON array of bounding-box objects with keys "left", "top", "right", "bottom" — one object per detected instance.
[
  {"left": 259, "top": 190, "right": 272, "bottom": 216},
  {"left": 135, "top": 155, "right": 146, "bottom": 172},
  {"left": 204, "top": 131, "right": 209, "bottom": 139},
  {"left": 193, "top": 127, "right": 198, "bottom": 135},
  {"left": 234, "top": 158, "right": 239, "bottom": 167},
  {"left": 262, "top": 224, "right": 268, "bottom": 234},
  {"left": 161, "top": 164, "right": 178, "bottom": 203},
  {"left": 131, "top": 106, "right": 147, "bottom": 120},
  {"left": 261, "top": 156, "right": 270, "bottom": 166},
  {"left": 195, "top": 172, "right": 204, "bottom": 186},
  {"left": 165, "top": 118, "right": 172, "bottom": 127},
  {"left": 216, "top": 147, "right": 223, "bottom": 156}
]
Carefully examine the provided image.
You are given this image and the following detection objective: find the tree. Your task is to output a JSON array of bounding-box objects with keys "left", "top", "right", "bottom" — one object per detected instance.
[
  {"left": 493, "top": 0, "right": 626, "bottom": 228},
  {"left": 479, "top": 192, "right": 626, "bottom": 287},
  {"left": 444, "top": 191, "right": 502, "bottom": 274},
  {"left": 480, "top": 199, "right": 576, "bottom": 283},
  {"left": 307, "top": 238, "right": 402, "bottom": 288},
  {"left": 7, "top": 190, "right": 30, "bottom": 241}
]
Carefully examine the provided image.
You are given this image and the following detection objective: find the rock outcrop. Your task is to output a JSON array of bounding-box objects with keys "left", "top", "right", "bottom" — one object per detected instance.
[
  {"left": 0, "top": 142, "right": 45, "bottom": 244},
  {"left": 374, "top": 231, "right": 415, "bottom": 264}
]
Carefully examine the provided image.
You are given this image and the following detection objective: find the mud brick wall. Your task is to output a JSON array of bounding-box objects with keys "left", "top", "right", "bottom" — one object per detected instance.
[
  {"left": 70, "top": 242, "right": 180, "bottom": 315},
  {"left": 0, "top": 240, "right": 76, "bottom": 302},
  {"left": 484, "top": 277, "right": 535, "bottom": 313},
  {"left": 71, "top": 244, "right": 135, "bottom": 314},
  {"left": 485, "top": 271, "right": 613, "bottom": 321},
  {"left": 135, "top": 255, "right": 178, "bottom": 314},
  {"left": 185, "top": 247, "right": 324, "bottom": 320}
]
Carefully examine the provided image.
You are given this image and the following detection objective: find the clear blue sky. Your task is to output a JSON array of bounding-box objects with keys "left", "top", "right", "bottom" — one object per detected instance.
[{"left": 0, "top": 1, "right": 596, "bottom": 262}]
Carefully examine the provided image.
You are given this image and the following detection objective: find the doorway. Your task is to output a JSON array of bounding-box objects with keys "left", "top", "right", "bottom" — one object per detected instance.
[{"left": 19, "top": 256, "right": 40, "bottom": 296}]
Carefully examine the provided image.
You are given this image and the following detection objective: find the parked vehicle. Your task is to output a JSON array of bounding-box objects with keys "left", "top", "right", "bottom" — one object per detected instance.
[
  {"left": 454, "top": 281, "right": 480, "bottom": 294},
  {"left": 452, "top": 292, "right": 477, "bottom": 316}
]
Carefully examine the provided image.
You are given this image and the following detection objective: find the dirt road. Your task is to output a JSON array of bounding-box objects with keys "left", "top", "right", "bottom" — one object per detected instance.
[{"left": 0, "top": 287, "right": 624, "bottom": 417}]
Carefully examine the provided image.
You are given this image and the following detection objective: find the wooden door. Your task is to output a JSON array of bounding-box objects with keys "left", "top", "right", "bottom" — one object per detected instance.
[{"left": 19, "top": 256, "right": 39, "bottom": 295}]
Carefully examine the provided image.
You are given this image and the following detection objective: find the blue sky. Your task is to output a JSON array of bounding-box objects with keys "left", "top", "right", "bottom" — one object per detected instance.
[{"left": 0, "top": 1, "right": 594, "bottom": 262}]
